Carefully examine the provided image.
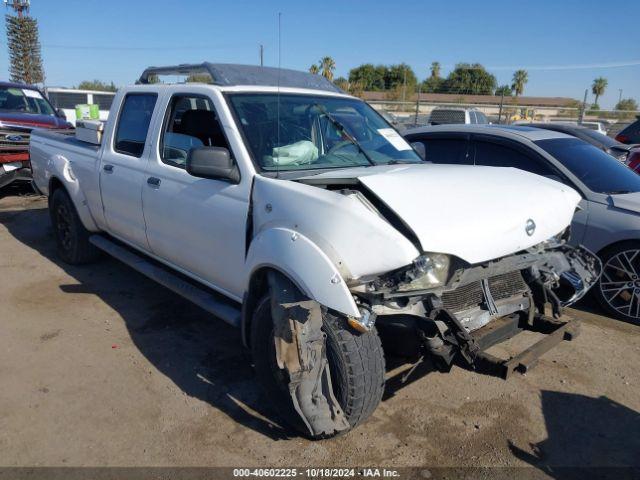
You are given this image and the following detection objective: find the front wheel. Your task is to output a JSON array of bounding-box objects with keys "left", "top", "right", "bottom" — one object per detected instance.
[
  {"left": 594, "top": 241, "right": 640, "bottom": 323},
  {"left": 251, "top": 292, "right": 385, "bottom": 438}
]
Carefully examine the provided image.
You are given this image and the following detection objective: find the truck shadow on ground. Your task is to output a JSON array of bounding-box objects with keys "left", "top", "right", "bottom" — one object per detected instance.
[
  {"left": 508, "top": 390, "right": 640, "bottom": 478},
  {"left": 0, "top": 203, "right": 297, "bottom": 440},
  {"left": 1, "top": 200, "right": 436, "bottom": 441}
]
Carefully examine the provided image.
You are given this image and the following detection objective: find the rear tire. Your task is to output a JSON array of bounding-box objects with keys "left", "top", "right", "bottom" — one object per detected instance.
[
  {"left": 593, "top": 241, "right": 640, "bottom": 323},
  {"left": 49, "top": 188, "right": 100, "bottom": 265},
  {"left": 251, "top": 287, "right": 385, "bottom": 439}
]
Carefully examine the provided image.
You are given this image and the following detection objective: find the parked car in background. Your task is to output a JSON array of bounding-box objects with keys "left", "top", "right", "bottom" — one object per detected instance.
[
  {"left": 404, "top": 124, "right": 640, "bottom": 323},
  {"left": 428, "top": 107, "right": 489, "bottom": 125},
  {"left": 527, "top": 122, "right": 637, "bottom": 162},
  {"left": 616, "top": 117, "right": 640, "bottom": 145},
  {"left": 0, "top": 81, "right": 73, "bottom": 189},
  {"left": 625, "top": 149, "right": 640, "bottom": 174},
  {"left": 29, "top": 63, "right": 599, "bottom": 438},
  {"left": 580, "top": 121, "right": 607, "bottom": 134}
]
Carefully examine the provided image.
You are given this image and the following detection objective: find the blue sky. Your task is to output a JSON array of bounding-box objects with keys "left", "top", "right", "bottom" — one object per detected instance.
[{"left": 1, "top": 0, "right": 638, "bottom": 109}]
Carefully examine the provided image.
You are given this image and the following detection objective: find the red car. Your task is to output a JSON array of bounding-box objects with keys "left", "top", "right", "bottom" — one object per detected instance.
[
  {"left": 0, "top": 81, "right": 73, "bottom": 189},
  {"left": 625, "top": 148, "right": 640, "bottom": 173}
]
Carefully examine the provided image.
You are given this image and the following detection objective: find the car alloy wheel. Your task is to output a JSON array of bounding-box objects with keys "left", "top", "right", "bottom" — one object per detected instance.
[{"left": 600, "top": 248, "right": 640, "bottom": 320}]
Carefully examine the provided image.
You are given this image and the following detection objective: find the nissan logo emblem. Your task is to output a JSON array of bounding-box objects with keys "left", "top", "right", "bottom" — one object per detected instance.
[{"left": 525, "top": 219, "right": 536, "bottom": 236}]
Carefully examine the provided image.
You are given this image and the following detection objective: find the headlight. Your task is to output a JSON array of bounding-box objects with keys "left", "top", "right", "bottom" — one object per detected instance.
[{"left": 397, "top": 253, "right": 451, "bottom": 291}]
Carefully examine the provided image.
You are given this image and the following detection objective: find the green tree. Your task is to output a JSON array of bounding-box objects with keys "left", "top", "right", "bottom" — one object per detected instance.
[
  {"left": 334, "top": 76, "right": 349, "bottom": 91},
  {"left": 319, "top": 56, "right": 335, "bottom": 81},
  {"left": 511, "top": 69, "right": 528, "bottom": 97},
  {"left": 442, "top": 63, "right": 496, "bottom": 95},
  {"left": 384, "top": 63, "right": 417, "bottom": 90},
  {"left": 591, "top": 77, "right": 608, "bottom": 106},
  {"left": 309, "top": 64, "right": 319, "bottom": 75},
  {"left": 186, "top": 74, "right": 212, "bottom": 83},
  {"left": 77, "top": 80, "right": 117, "bottom": 92},
  {"left": 5, "top": 13, "right": 44, "bottom": 84},
  {"left": 430, "top": 61, "right": 441, "bottom": 79},
  {"left": 421, "top": 76, "right": 444, "bottom": 93},
  {"left": 495, "top": 84, "right": 513, "bottom": 96},
  {"left": 616, "top": 98, "right": 638, "bottom": 111},
  {"left": 348, "top": 63, "right": 385, "bottom": 91}
]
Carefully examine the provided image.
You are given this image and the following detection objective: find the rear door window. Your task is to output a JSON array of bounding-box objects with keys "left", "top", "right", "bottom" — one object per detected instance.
[
  {"left": 472, "top": 139, "right": 557, "bottom": 177},
  {"left": 407, "top": 136, "right": 472, "bottom": 165},
  {"left": 114, "top": 93, "right": 157, "bottom": 157}
]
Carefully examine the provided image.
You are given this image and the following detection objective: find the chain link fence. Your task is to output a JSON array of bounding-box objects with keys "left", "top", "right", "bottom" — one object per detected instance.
[{"left": 367, "top": 96, "right": 639, "bottom": 137}]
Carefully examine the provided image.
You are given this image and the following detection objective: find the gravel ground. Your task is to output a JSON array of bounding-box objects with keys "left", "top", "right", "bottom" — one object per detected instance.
[{"left": 1, "top": 187, "right": 639, "bottom": 473}]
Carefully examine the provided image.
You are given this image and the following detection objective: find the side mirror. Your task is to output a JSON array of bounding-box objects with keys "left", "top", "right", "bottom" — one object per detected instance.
[
  {"left": 186, "top": 146, "right": 240, "bottom": 183},
  {"left": 410, "top": 141, "right": 426, "bottom": 161},
  {"left": 57, "top": 108, "right": 67, "bottom": 119}
]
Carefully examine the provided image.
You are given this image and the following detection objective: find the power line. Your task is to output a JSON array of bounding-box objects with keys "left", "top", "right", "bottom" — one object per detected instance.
[
  {"left": 442, "top": 60, "right": 640, "bottom": 71},
  {"left": 0, "top": 40, "right": 247, "bottom": 51}
]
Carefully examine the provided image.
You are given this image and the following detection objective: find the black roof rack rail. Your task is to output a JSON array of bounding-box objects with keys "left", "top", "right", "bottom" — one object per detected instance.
[{"left": 137, "top": 62, "right": 343, "bottom": 93}]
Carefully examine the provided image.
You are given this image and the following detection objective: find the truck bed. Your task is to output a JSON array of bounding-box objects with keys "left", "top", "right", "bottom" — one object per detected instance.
[{"left": 29, "top": 128, "right": 102, "bottom": 197}]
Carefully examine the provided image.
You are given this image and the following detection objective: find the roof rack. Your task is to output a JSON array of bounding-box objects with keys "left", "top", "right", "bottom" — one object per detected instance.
[{"left": 137, "top": 62, "right": 342, "bottom": 93}]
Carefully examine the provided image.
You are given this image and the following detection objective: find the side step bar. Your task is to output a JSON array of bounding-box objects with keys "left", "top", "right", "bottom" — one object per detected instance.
[
  {"left": 89, "top": 235, "right": 241, "bottom": 328},
  {"left": 472, "top": 315, "right": 580, "bottom": 379}
]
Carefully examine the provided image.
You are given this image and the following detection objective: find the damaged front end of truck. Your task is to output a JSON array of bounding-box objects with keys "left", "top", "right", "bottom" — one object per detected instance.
[{"left": 349, "top": 233, "right": 601, "bottom": 378}]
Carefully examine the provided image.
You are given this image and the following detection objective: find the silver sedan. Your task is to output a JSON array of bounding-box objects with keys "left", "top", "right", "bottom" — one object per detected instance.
[{"left": 403, "top": 124, "right": 640, "bottom": 323}]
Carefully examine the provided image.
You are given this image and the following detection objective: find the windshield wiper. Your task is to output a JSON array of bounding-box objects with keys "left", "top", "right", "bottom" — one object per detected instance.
[{"left": 313, "top": 103, "right": 375, "bottom": 166}]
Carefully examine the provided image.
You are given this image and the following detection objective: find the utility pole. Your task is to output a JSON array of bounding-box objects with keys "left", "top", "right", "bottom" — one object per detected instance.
[
  {"left": 4, "top": 0, "right": 30, "bottom": 17},
  {"left": 259, "top": 44, "right": 263, "bottom": 67},
  {"left": 414, "top": 82, "right": 421, "bottom": 125},
  {"left": 498, "top": 91, "right": 505, "bottom": 124},
  {"left": 578, "top": 88, "right": 588, "bottom": 125},
  {"left": 618, "top": 89, "right": 623, "bottom": 106},
  {"left": 402, "top": 66, "right": 407, "bottom": 104}
]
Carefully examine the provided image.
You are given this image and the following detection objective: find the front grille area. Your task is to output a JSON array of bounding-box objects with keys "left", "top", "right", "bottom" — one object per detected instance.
[
  {"left": 0, "top": 129, "right": 30, "bottom": 153},
  {"left": 488, "top": 270, "right": 528, "bottom": 300},
  {"left": 441, "top": 271, "right": 528, "bottom": 313}
]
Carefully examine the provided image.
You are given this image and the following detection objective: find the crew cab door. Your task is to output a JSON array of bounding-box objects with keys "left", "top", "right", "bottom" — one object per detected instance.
[
  {"left": 141, "top": 91, "right": 250, "bottom": 299},
  {"left": 99, "top": 93, "right": 159, "bottom": 250}
]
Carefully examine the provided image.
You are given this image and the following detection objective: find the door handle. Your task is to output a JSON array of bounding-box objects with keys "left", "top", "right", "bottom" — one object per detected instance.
[
  {"left": 103, "top": 164, "right": 114, "bottom": 173},
  {"left": 147, "top": 177, "right": 161, "bottom": 187}
]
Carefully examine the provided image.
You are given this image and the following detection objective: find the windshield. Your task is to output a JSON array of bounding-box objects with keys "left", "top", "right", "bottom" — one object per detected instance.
[
  {"left": 228, "top": 93, "right": 422, "bottom": 171},
  {"left": 536, "top": 137, "right": 640, "bottom": 194},
  {"left": 0, "top": 86, "right": 56, "bottom": 116}
]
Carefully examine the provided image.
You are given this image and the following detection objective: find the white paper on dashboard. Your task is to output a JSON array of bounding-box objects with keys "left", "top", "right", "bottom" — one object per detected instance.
[
  {"left": 377, "top": 128, "right": 412, "bottom": 151},
  {"left": 22, "top": 89, "right": 44, "bottom": 99}
]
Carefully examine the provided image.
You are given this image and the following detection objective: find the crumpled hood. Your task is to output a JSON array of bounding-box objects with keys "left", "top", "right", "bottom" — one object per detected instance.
[{"left": 347, "top": 163, "right": 580, "bottom": 264}]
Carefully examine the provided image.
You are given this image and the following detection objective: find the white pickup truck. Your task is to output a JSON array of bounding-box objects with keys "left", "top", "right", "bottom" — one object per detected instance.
[{"left": 30, "top": 63, "right": 599, "bottom": 438}]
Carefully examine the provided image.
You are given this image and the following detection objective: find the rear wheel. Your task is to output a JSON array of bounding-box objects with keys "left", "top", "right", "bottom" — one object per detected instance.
[
  {"left": 49, "top": 188, "right": 100, "bottom": 265},
  {"left": 594, "top": 241, "right": 640, "bottom": 323},
  {"left": 251, "top": 289, "right": 385, "bottom": 438}
]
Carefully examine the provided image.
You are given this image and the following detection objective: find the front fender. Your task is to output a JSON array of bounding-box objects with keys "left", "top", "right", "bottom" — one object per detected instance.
[
  {"left": 245, "top": 227, "right": 360, "bottom": 318},
  {"left": 47, "top": 155, "right": 99, "bottom": 232}
]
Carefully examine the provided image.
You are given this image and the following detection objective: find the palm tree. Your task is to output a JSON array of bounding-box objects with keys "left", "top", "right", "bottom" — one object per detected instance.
[
  {"left": 309, "top": 64, "right": 319, "bottom": 75},
  {"left": 592, "top": 77, "right": 608, "bottom": 107},
  {"left": 430, "top": 61, "right": 441, "bottom": 79},
  {"left": 511, "top": 69, "right": 528, "bottom": 97},
  {"left": 319, "top": 56, "right": 336, "bottom": 81}
]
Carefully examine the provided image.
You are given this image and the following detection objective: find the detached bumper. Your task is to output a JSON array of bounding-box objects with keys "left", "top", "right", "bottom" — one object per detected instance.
[
  {"left": 0, "top": 165, "right": 31, "bottom": 189},
  {"left": 473, "top": 314, "right": 579, "bottom": 379}
]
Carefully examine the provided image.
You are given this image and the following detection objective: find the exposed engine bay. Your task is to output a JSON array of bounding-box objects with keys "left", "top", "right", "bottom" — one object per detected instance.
[{"left": 295, "top": 177, "right": 602, "bottom": 374}]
